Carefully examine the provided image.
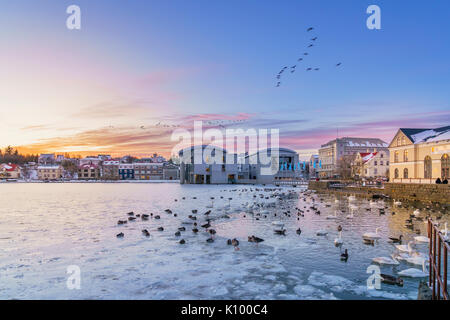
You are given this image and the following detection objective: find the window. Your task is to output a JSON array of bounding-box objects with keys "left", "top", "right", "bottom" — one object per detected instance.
[
  {"left": 380, "top": 161, "right": 383, "bottom": 166},
  {"left": 374, "top": 161, "right": 377, "bottom": 166},
  {"left": 397, "top": 137, "right": 401, "bottom": 146},
  {"left": 403, "top": 168, "right": 408, "bottom": 179},
  {"left": 387, "top": 161, "right": 389, "bottom": 165},
  {"left": 424, "top": 156, "right": 432, "bottom": 179},
  {"left": 394, "top": 151, "right": 399, "bottom": 163},
  {"left": 394, "top": 168, "right": 399, "bottom": 179},
  {"left": 403, "top": 150, "right": 408, "bottom": 162},
  {"left": 442, "top": 154, "right": 449, "bottom": 180},
  {"left": 374, "top": 168, "right": 378, "bottom": 175},
  {"left": 380, "top": 153, "right": 384, "bottom": 158}
]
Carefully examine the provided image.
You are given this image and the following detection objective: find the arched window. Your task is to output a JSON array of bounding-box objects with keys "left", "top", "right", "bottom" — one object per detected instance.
[
  {"left": 442, "top": 154, "right": 449, "bottom": 180},
  {"left": 394, "top": 151, "right": 399, "bottom": 163},
  {"left": 424, "top": 156, "right": 432, "bottom": 179},
  {"left": 394, "top": 168, "right": 399, "bottom": 179},
  {"left": 403, "top": 150, "right": 408, "bottom": 162},
  {"left": 403, "top": 168, "right": 408, "bottom": 179}
]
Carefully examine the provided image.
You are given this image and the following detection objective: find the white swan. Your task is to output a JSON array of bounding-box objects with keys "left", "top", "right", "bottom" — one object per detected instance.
[
  {"left": 396, "top": 241, "right": 414, "bottom": 253},
  {"left": 398, "top": 261, "right": 428, "bottom": 278},
  {"left": 413, "top": 209, "right": 420, "bottom": 216},
  {"left": 326, "top": 210, "right": 338, "bottom": 220},
  {"left": 405, "top": 255, "right": 428, "bottom": 266},
  {"left": 372, "top": 255, "right": 399, "bottom": 265},
  {"left": 334, "top": 231, "right": 343, "bottom": 246},
  {"left": 393, "top": 199, "right": 402, "bottom": 206},
  {"left": 362, "top": 227, "right": 381, "bottom": 240},
  {"left": 348, "top": 195, "right": 356, "bottom": 202},
  {"left": 414, "top": 236, "right": 429, "bottom": 243}
]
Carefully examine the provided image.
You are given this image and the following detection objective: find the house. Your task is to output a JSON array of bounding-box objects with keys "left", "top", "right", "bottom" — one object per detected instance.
[
  {"left": 38, "top": 154, "right": 55, "bottom": 165},
  {"left": 119, "top": 164, "right": 134, "bottom": 180},
  {"left": 318, "top": 137, "right": 388, "bottom": 178},
  {"left": 78, "top": 163, "right": 100, "bottom": 180},
  {"left": 37, "top": 165, "right": 62, "bottom": 180},
  {"left": 352, "top": 151, "right": 389, "bottom": 178},
  {"left": 101, "top": 160, "right": 120, "bottom": 180},
  {"left": 163, "top": 164, "right": 180, "bottom": 180},
  {"left": 0, "top": 163, "right": 21, "bottom": 179},
  {"left": 133, "top": 162, "right": 164, "bottom": 180},
  {"left": 388, "top": 126, "right": 450, "bottom": 183}
]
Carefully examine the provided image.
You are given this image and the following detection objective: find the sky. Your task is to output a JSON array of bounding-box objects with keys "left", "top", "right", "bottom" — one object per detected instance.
[{"left": 1, "top": 0, "right": 449, "bottom": 160}]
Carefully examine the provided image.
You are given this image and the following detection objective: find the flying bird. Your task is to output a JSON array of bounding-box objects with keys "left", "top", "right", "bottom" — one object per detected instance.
[
  {"left": 276, "top": 82, "right": 281, "bottom": 87},
  {"left": 311, "top": 37, "right": 318, "bottom": 41},
  {"left": 297, "top": 58, "right": 303, "bottom": 62},
  {"left": 306, "top": 67, "right": 312, "bottom": 71},
  {"left": 307, "top": 27, "right": 314, "bottom": 32},
  {"left": 314, "top": 68, "right": 320, "bottom": 71},
  {"left": 308, "top": 44, "right": 314, "bottom": 48},
  {"left": 336, "top": 63, "right": 342, "bottom": 67},
  {"left": 304, "top": 53, "right": 308, "bottom": 56}
]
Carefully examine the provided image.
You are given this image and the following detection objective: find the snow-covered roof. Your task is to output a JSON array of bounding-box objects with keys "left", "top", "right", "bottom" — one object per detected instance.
[{"left": 408, "top": 126, "right": 450, "bottom": 144}]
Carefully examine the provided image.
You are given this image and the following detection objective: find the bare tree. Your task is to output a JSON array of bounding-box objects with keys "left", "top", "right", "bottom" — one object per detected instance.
[{"left": 336, "top": 155, "right": 354, "bottom": 179}]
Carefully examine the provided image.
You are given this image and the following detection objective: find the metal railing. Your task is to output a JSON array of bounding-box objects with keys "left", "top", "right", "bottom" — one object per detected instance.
[{"left": 428, "top": 219, "right": 449, "bottom": 300}]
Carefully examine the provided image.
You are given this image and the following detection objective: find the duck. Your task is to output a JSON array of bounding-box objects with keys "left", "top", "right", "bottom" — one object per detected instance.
[
  {"left": 157, "top": 227, "right": 164, "bottom": 231},
  {"left": 274, "top": 228, "right": 286, "bottom": 235},
  {"left": 363, "top": 238, "right": 375, "bottom": 245},
  {"left": 192, "top": 228, "right": 199, "bottom": 233},
  {"left": 178, "top": 227, "right": 186, "bottom": 231},
  {"left": 141, "top": 214, "right": 149, "bottom": 220},
  {"left": 179, "top": 239, "right": 186, "bottom": 244},
  {"left": 296, "top": 228, "right": 302, "bottom": 235},
  {"left": 201, "top": 222, "right": 211, "bottom": 229},
  {"left": 117, "top": 220, "right": 127, "bottom": 225},
  {"left": 362, "top": 228, "right": 381, "bottom": 240},
  {"left": 372, "top": 255, "right": 399, "bottom": 265},
  {"left": 192, "top": 209, "right": 198, "bottom": 214},
  {"left": 316, "top": 230, "right": 328, "bottom": 236},
  {"left": 116, "top": 232, "right": 124, "bottom": 238},
  {"left": 388, "top": 235, "right": 403, "bottom": 244},
  {"left": 340, "top": 249, "right": 348, "bottom": 261},
  {"left": 142, "top": 229, "right": 150, "bottom": 237},
  {"left": 206, "top": 237, "right": 214, "bottom": 243},
  {"left": 174, "top": 231, "right": 181, "bottom": 237},
  {"left": 164, "top": 209, "right": 172, "bottom": 214},
  {"left": 127, "top": 212, "right": 134, "bottom": 216},
  {"left": 128, "top": 217, "right": 136, "bottom": 221},
  {"left": 379, "top": 274, "right": 403, "bottom": 287},
  {"left": 248, "top": 235, "right": 264, "bottom": 243},
  {"left": 334, "top": 231, "right": 343, "bottom": 246},
  {"left": 209, "top": 229, "right": 217, "bottom": 237},
  {"left": 398, "top": 261, "right": 428, "bottom": 278},
  {"left": 154, "top": 215, "right": 161, "bottom": 219},
  {"left": 337, "top": 225, "right": 343, "bottom": 232}
]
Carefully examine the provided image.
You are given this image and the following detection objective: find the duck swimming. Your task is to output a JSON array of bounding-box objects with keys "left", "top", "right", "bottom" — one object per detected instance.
[
  {"left": 116, "top": 232, "right": 124, "bottom": 238},
  {"left": 389, "top": 235, "right": 403, "bottom": 243},
  {"left": 340, "top": 249, "right": 348, "bottom": 261},
  {"left": 142, "top": 229, "right": 150, "bottom": 237}
]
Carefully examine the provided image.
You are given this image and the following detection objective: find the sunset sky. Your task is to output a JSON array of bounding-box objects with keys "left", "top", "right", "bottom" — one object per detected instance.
[{"left": 1, "top": 1, "right": 449, "bottom": 159}]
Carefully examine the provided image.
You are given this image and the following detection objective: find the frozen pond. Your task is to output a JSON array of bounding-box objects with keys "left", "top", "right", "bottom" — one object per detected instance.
[{"left": 0, "top": 183, "right": 448, "bottom": 300}]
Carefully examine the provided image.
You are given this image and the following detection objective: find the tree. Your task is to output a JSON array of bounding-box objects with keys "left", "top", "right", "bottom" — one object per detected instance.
[
  {"left": 336, "top": 155, "right": 354, "bottom": 180},
  {"left": 61, "top": 160, "right": 78, "bottom": 178}
]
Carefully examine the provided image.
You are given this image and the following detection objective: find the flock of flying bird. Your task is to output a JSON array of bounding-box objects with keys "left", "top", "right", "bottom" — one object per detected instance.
[
  {"left": 113, "top": 187, "right": 449, "bottom": 289},
  {"left": 275, "top": 27, "right": 342, "bottom": 87}
]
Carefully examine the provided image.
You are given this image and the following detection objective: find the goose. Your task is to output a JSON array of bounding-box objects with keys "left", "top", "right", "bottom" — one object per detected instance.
[
  {"left": 414, "top": 235, "right": 429, "bottom": 243},
  {"left": 396, "top": 241, "right": 414, "bottom": 253},
  {"left": 362, "top": 228, "right": 381, "bottom": 240},
  {"left": 389, "top": 235, "right": 403, "bottom": 243},
  {"left": 174, "top": 231, "right": 181, "bottom": 237},
  {"left": 372, "top": 255, "right": 399, "bottom": 265},
  {"left": 398, "top": 261, "right": 428, "bottom": 278},
  {"left": 334, "top": 231, "right": 343, "bottom": 246},
  {"left": 326, "top": 210, "right": 338, "bottom": 220}
]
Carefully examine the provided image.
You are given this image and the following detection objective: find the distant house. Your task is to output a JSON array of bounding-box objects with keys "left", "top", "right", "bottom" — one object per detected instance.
[
  {"left": 352, "top": 151, "right": 389, "bottom": 179},
  {"left": 0, "top": 163, "right": 21, "bottom": 179},
  {"left": 37, "top": 165, "right": 62, "bottom": 181},
  {"left": 163, "top": 164, "right": 179, "bottom": 180},
  {"left": 101, "top": 160, "right": 120, "bottom": 180},
  {"left": 119, "top": 164, "right": 134, "bottom": 180},
  {"left": 388, "top": 126, "right": 450, "bottom": 183},
  {"left": 38, "top": 154, "right": 55, "bottom": 165},
  {"left": 78, "top": 163, "right": 100, "bottom": 180}
]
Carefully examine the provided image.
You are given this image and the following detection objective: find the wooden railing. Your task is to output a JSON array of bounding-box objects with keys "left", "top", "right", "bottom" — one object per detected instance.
[{"left": 428, "top": 219, "right": 449, "bottom": 300}]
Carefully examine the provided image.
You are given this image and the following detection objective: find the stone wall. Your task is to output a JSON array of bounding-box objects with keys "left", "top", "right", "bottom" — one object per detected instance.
[{"left": 384, "top": 183, "right": 450, "bottom": 204}]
